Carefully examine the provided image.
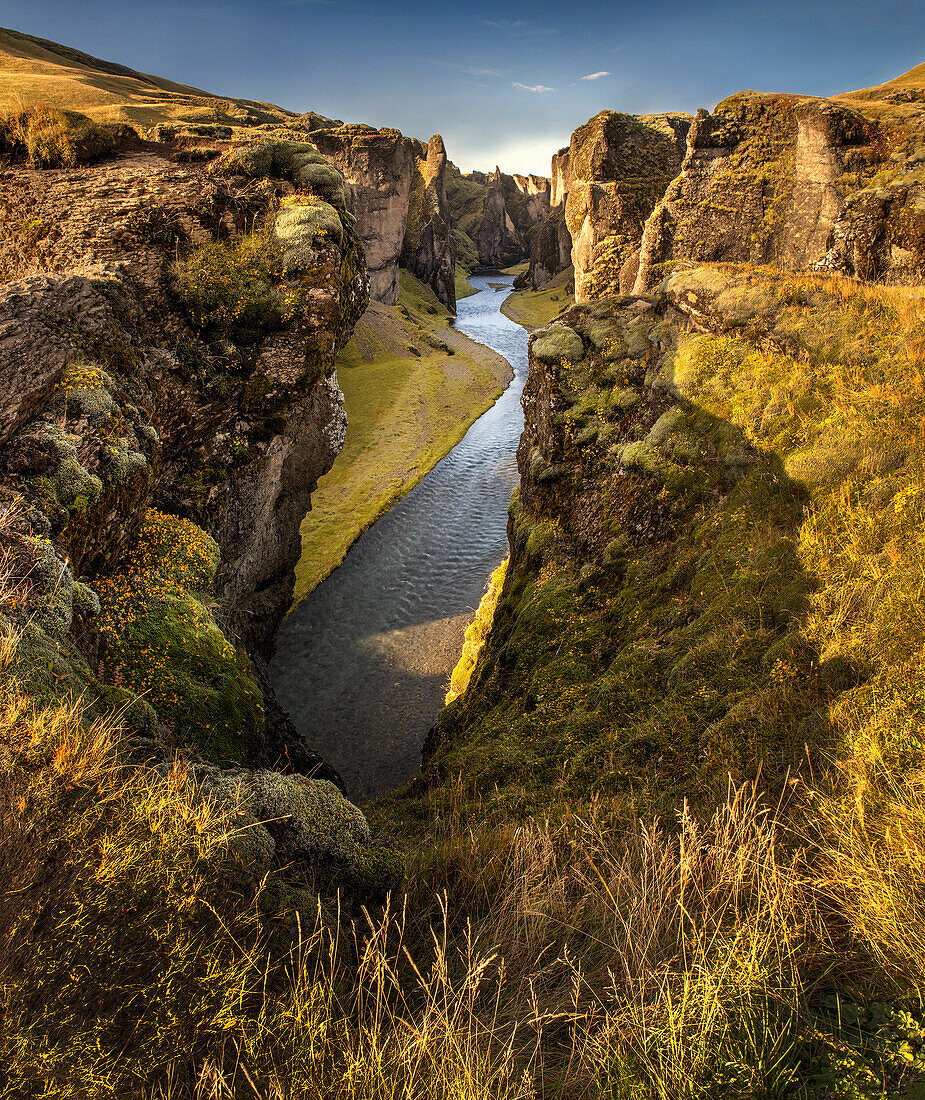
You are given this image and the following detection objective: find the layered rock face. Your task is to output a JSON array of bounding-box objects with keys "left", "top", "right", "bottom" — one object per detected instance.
[
  {"left": 520, "top": 148, "right": 574, "bottom": 290},
  {"left": 521, "top": 206, "right": 573, "bottom": 289},
  {"left": 550, "top": 148, "right": 571, "bottom": 208},
  {"left": 313, "top": 124, "right": 456, "bottom": 309},
  {"left": 401, "top": 134, "right": 457, "bottom": 311},
  {"left": 312, "top": 125, "right": 414, "bottom": 305},
  {"left": 512, "top": 173, "right": 552, "bottom": 223},
  {"left": 447, "top": 164, "right": 551, "bottom": 269},
  {"left": 633, "top": 92, "right": 925, "bottom": 290},
  {"left": 0, "top": 133, "right": 367, "bottom": 764},
  {"left": 474, "top": 168, "right": 527, "bottom": 267},
  {"left": 564, "top": 111, "right": 691, "bottom": 301}
]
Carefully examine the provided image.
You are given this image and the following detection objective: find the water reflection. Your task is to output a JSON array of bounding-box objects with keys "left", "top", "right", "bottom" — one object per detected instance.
[{"left": 269, "top": 275, "right": 528, "bottom": 799}]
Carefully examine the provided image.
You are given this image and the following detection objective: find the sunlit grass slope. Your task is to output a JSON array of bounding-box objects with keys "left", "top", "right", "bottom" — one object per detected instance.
[
  {"left": 293, "top": 271, "right": 511, "bottom": 602},
  {"left": 370, "top": 266, "right": 925, "bottom": 1097},
  {"left": 8, "top": 267, "right": 925, "bottom": 1097},
  {"left": 0, "top": 25, "right": 309, "bottom": 129},
  {"left": 501, "top": 265, "right": 575, "bottom": 330}
]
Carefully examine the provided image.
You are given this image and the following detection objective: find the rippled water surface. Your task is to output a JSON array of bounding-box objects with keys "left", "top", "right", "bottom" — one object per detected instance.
[{"left": 269, "top": 276, "right": 528, "bottom": 798}]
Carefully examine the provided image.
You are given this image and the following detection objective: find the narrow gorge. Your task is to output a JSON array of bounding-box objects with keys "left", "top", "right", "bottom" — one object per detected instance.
[{"left": 4, "top": 21, "right": 925, "bottom": 1099}]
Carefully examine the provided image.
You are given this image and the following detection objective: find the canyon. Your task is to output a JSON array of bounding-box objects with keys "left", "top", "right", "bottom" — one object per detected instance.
[{"left": 4, "top": 22, "right": 925, "bottom": 1096}]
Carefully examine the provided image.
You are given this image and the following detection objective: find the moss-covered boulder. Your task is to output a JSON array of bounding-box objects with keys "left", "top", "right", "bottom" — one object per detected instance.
[
  {"left": 214, "top": 139, "right": 348, "bottom": 210},
  {"left": 197, "top": 767, "right": 403, "bottom": 899}
]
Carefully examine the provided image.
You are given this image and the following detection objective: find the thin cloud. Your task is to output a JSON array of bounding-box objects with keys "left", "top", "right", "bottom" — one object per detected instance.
[
  {"left": 512, "top": 82, "right": 555, "bottom": 94},
  {"left": 463, "top": 66, "right": 506, "bottom": 78},
  {"left": 581, "top": 71, "right": 611, "bottom": 80},
  {"left": 480, "top": 18, "right": 556, "bottom": 36}
]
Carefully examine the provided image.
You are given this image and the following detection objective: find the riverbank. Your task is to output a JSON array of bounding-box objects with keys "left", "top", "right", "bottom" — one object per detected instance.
[
  {"left": 293, "top": 271, "right": 512, "bottom": 603},
  {"left": 500, "top": 264, "right": 575, "bottom": 330}
]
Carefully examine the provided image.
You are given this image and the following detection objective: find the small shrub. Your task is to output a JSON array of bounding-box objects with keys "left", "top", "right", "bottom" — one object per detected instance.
[
  {"left": 96, "top": 510, "right": 264, "bottom": 762},
  {"left": 3, "top": 106, "right": 109, "bottom": 169},
  {"left": 171, "top": 232, "right": 294, "bottom": 346}
]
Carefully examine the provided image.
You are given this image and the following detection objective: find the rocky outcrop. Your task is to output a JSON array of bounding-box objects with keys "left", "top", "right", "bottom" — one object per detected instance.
[
  {"left": 313, "top": 124, "right": 456, "bottom": 310},
  {"left": 550, "top": 147, "right": 571, "bottom": 208},
  {"left": 312, "top": 125, "right": 414, "bottom": 305},
  {"left": 474, "top": 168, "right": 527, "bottom": 267},
  {"left": 0, "top": 133, "right": 367, "bottom": 769},
  {"left": 512, "top": 173, "right": 552, "bottom": 223},
  {"left": 447, "top": 164, "right": 551, "bottom": 269},
  {"left": 632, "top": 92, "right": 925, "bottom": 291},
  {"left": 518, "top": 206, "right": 573, "bottom": 289},
  {"left": 564, "top": 111, "right": 691, "bottom": 301},
  {"left": 520, "top": 148, "right": 574, "bottom": 290},
  {"left": 401, "top": 134, "right": 457, "bottom": 311},
  {"left": 424, "top": 261, "right": 892, "bottom": 805}
]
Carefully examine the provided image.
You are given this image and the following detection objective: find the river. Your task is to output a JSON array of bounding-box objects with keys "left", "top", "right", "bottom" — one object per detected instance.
[{"left": 268, "top": 274, "right": 529, "bottom": 800}]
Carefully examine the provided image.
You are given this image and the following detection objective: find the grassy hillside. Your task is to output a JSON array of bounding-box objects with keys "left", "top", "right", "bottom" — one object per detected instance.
[
  {"left": 0, "top": 25, "right": 322, "bottom": 129},
  {"left": 293, "top": 271, "right": 511, "bottom": 601},
  {"left": 373, "top": 266, "right": 925, "bottom": 1097}
]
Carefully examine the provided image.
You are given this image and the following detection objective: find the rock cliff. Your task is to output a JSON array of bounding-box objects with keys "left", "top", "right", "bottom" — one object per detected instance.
[
  {"left": 313, "top": 124, "right": 456, "bottom": 310},
  {"left": 519, "top": 112, "right": 689, "bottom": 294},
  {"left": 564, "top": 110, "right": 691, "bottom": 301},
  {"left": 519, "top": 205, "right": 573, "bottom": 290},
  {"left": 550, "top": 147, "right": 571, "bottom": 208},
  {"left": 0, "top": 126, "right": 368, "bottom": 768},
  {"left": 634, "top": 90, "right": 925, "bottom": 291},
  {"left": 401, "top": 134, "right": 457, "bottom": 312},
  {"left": 423, "top": 259, "right": 925, "bottom": 823},
  {"left": 446, "top": 164, "right": 551, "bottom": 269}
]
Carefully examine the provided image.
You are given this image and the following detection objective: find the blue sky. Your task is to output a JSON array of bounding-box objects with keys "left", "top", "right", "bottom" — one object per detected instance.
[{"left": 2, "top": 0, "right": 923, "bottom": 174}]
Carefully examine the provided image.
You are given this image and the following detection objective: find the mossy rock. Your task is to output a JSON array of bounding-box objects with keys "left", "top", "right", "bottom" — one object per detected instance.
[
  {"left": 96, "top": 511, "right": 262, "bottom": 763},
  {"left": 532, "top": 325, "right": 585, "bottom": 365},
  {"left": 274, "top": 199, "right": 344, "bottom": 270},
  {"left": 99, "top": 581, "right": 264, "bottom": 763},
  {"left": 216, "top": 139, "right": 347, "bottom": 210},
  {"left": 201, "top": 769, "right": 403, "bottom": 898}
]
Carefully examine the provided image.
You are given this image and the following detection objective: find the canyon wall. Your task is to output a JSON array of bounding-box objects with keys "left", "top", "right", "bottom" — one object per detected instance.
[
  {"left": 446, "top": 164, "right": 551, "bottom": 269},
  {"left": 0, "top": 129, "right": 368, "bottom": 772},
  {"left": 401, "top": 134, "right": 457, "bottom": 312},
  {"left": 566, "top": 111, "right": 691, "bottom": 301},
  {"left": 313, "top": 124, "right": 457, "bottom": 310},
  {"left": 634, "top": 92, "right": 925, "bottom": 290},
  {"left": 521, "top": 112, "right": 689, "bottom": 293}
]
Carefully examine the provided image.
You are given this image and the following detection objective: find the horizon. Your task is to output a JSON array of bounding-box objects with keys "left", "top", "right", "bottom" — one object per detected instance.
[{"left": 0, "top": 0, "right": 923, "bottom": 175}]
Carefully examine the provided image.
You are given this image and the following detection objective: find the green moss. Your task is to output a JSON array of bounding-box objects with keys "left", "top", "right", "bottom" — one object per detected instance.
[
  {"left": 96, "top": 511, "right": 262, "bottom": 763},
  {"left": 171, "top": 233, "right": 292, "bottom": 346},
  {"left": 532, "top": 325, "right": 585, "bottom": 365},
  {"left": 345, "top": 845, "right": 405, "bottom": 896},
  {"left": 215, "top": 139, "right": 347, "bottom": 209},
  {"left": 32, "top": 428, "right": 103, "bottom": 513},
  {"left": 274, "top": 196, "right": 344, "bottom": 268}
]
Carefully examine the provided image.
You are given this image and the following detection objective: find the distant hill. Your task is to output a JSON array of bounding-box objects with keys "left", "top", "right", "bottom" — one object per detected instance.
[{"left": 0, "top": 26, "right": 327, "bottom": 130}]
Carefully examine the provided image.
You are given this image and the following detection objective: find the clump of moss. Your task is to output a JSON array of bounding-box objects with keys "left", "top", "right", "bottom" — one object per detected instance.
[
  {"left": 275, "top": 195, "right": 344, "bottom": 270},
  {"left": 215, "top": 139, "right": 347, "bottom": 209},
  {"left": 32, "top": 427, "right": 104, "bottom": 513},
  {"left": 532, "top": 324, "right": 585, "bottom": 365},
  {"left": 96, "top": 510, "right": 264, "bottom": 763}
]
